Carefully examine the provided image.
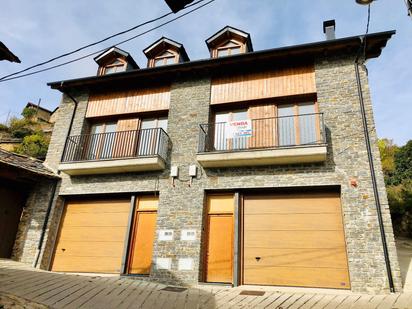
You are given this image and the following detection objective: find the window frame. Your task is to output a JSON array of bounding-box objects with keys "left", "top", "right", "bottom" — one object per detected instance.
[
  {"left": 213, "top": 39, "right": 245, "bottom": 58},
  {"left": 101, "top": 58, "right": 127, "bottom": 75}
]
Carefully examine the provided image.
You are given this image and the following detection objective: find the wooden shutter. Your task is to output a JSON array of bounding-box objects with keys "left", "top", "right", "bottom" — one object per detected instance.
[{"left": 113, "top": 118, "right": 141, "bottom": 158}]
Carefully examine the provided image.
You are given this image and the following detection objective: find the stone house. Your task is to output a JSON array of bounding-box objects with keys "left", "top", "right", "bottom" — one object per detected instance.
[{"left": 11, "top": 22, "right": 402, "bottom": 294}]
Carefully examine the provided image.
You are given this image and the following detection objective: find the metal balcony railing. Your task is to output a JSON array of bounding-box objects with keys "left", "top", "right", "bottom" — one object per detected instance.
[
  {"left": 61, "top": 128, "right": 169, "bottom": 163},
  {"left": 198, "top": 113, "right": 326, "bottom": 153}
]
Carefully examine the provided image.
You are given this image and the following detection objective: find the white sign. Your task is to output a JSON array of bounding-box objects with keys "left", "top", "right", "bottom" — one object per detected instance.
[
  {"left": 178, "top": 258, "right": 193, "bottom": 271},
  {"left": 158, "top": 230, "right": 174, "bottom": 241},
  {"left": 226, "top": 119, "right": 252, "bottom": 139},
  {"left": 181, "top": 230, "right": 196, "bottom": 241}
]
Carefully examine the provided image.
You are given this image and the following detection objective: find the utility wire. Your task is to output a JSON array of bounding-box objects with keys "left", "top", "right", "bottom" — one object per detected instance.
[{"left": 0, "top": 0, "right": 207, "bottom": 81}]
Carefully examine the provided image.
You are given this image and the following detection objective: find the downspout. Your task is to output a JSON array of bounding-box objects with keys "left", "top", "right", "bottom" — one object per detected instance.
[
  {"left": 354, "top": 61, "right": 395, "bottom": 293},
  {"left": 33, "top": 83, "right": 79, "bottom": 268},
  {"left": 33, "top": 181, "right": 58, "bottom": 268}
]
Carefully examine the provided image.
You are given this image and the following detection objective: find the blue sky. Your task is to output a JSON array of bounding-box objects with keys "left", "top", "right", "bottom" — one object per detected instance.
[{"left": 0, "top": 0, "right": 411, "bottom": 145}]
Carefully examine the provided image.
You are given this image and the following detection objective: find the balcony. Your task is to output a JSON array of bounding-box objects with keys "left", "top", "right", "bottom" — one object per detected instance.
[
  {"left": 59, "top": 128, "right": 169, "bottom": 175},
  {"left": 197, "top": 113, "right": 327, "bottom": 168}
]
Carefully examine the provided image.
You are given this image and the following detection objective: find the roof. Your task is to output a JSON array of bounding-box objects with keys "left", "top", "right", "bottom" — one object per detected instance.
[
  {"left": 0, "top": 41, "right": 21, "bottom": 63},
  {"left": 0, "top": 149, "right": 59, "bottom": 179},
  {"left": 206, "top": 26, "right": 253, "bottom": 52},
  {"left": 48, "top": 30, "right": 395, "bottom": 91},
  {"left": 143, "top": 37, "right": 190, "bottom": 61},
  {"left": 25, "top": 102, "right": 54, "bottom": 114},
  {"left": 93, "top": 46, "right": 139, "bottom": 69}
]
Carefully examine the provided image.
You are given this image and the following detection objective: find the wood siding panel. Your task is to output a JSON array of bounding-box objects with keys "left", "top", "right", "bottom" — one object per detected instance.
[
  {"left": 211, "top": 65, "right": 316, "bottom": 104},
  {"left": 51, "top": 199, "right": 130, "bottom": 274},
  {"left": 86, "top": 86, "right": 170, "bottom": 118},
  {"left": 248, "top": 104, "right": 277, "bottom": 148},
  {"left": 243, "top": 192, "right": 350, "bottom": 289},
  {"left": 114, "top": 118, "right": 141, "bottom": 158}
]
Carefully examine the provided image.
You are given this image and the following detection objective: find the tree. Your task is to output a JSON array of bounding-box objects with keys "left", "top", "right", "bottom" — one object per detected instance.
[
  {"left": 378, "top": 139, "right": 398, "bottom": 185},
  {"left": 393, "top": 140, "right": 412, "bottom": 185},
  {"left": 21, "top": 107, "right": 37, "bottom": 119},
  {"left": 14, "top": 133, "right": 49, "bottom": 159}
]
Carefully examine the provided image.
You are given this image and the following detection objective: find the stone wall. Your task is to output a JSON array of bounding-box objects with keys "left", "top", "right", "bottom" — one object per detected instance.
[{"left": 26, "top": 55, "right": 402, "bottom": 293}]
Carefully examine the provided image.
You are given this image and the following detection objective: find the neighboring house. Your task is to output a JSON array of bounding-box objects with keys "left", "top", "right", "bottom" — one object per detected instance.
[
  {"left": 0, "top": 41, "right": 20, "bottom": 63},
  {"left": 11, "top": 22, "right": 402, "bottom": 294},
  {"left": 0, "top": 149, "right": 59, "bottom": 261},
  {"left": 24, "top": 102, "right": 58, "bottom": 124}
]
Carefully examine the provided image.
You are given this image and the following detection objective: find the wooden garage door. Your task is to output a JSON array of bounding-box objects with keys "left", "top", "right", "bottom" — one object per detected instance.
[
  {"left": 51, "top": 199, "right": 130, "bottom": 273},
  {"left": 243, "top": 192, "right": 350, "bottom": 289}
]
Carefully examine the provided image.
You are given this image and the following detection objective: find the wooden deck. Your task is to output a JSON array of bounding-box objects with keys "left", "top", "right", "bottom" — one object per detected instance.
[{"left": 0, "top": 259, "right": 411, "bottom": 309}]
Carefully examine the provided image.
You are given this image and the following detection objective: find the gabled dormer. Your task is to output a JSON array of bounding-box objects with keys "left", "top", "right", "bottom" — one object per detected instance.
[
  {"left": 143, "top": 37, "right": 189, "bottom": 68},
  {"left": 206, "top": 26, "right": 253, "bottom": 58},
  {"left": 94, "top": 46, "right": 139, "bottom": 76}
]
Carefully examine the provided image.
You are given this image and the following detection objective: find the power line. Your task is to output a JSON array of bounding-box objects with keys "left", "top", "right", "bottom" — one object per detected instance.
[{"left": 0, "top": 0, "right": 208, "bottom": 82}]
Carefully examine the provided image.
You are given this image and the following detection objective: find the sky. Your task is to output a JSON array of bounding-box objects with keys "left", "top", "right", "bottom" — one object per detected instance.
[{"left": 0, "top": 0, "right": 411, "bottom": 145}]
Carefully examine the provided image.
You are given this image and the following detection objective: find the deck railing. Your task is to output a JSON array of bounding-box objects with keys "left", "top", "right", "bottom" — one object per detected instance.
[
  {"left": 61, "top": 128, "right": 169, "bottom": 163},
  {"left": 198, "top": 113, "right": 326, "bottom": 153}
]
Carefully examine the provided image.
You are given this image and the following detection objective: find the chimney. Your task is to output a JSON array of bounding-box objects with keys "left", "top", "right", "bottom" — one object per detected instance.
[{"left": 323, "top": 20, "right": 336, "bottom": 40}]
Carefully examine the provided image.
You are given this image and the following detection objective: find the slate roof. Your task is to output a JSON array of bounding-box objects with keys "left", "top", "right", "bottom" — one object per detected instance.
[{"left": 0, "top": 149, "right": 59, "bottom": 179}]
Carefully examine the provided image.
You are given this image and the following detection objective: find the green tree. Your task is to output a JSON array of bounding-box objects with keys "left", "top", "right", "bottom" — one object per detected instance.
[
  {"left": 14, "top": 133, "right": 49, "bottom": 159},
  {"left": 393, "top": 140, "right": 412, "bottom": 185},
  {"left": 378, "top": 138, "right": 398, "bottom": 185},
  {"left": 21, "top": 107, "right": 37, "bottom": 119},
  {"left": 8, "top": 117, "right": 33, "bottom": 138}
]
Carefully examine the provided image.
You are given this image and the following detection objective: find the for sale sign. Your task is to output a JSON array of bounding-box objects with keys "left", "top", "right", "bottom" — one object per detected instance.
[{"left": 226, "top": 119, "right": 252, "bottom": 139}]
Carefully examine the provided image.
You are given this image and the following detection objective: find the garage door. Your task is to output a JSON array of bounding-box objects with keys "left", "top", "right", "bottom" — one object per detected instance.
[
  {"left": 51, "top": 199, "right": 130, "bottom": 273},
  {"left": 243, "top": 192, "right": 350, "bottom": 289}
]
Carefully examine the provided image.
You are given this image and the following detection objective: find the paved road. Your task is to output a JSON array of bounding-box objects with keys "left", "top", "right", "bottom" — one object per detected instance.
[{"left": 1, "top": 259, "right": 412, "bottom": 308}]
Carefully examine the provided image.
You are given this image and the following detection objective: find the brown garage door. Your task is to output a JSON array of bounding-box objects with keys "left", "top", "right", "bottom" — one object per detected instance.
[
  {"left": 243, "top": 192, "right": 350, "bottom": 289},
  {"left": 51, "top": 199, "right": 130, "bottom": 273}
]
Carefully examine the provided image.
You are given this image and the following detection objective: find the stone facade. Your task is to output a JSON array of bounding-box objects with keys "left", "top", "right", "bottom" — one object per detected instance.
[{"left": 15, "top": 53, "right": 401, "bottom": 294}]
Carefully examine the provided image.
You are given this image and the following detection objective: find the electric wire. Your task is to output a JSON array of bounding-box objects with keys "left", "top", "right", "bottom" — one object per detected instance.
[{"left": 0, "top": 0, "right": 210, "bottom": 82}]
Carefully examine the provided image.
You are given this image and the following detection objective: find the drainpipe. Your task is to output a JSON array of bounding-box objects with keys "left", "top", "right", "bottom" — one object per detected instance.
[
  {"left": 59, "top": 85, "right": 80, "bottom": 163},
  {"left": 33, "top": 84, "right": 79, "bottom": 268},
  {"left": 354, "top": 61, "right": 395, "bottom": 293},
  {"left": 33, "top": 181, "right": 58, "bottom": 268}
]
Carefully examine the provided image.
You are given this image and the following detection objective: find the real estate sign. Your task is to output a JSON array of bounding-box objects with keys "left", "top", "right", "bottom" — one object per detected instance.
[{"left": 226, "top": 119, "right": 252, "bottom": 139}]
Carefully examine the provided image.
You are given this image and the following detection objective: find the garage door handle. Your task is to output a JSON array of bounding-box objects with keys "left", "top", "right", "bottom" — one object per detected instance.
[
  {"left": 61, "top": 248, "right": 66, "bottom": 252},
  {"left": 255, "top": 257, "right": 261, "bottom": 261}
]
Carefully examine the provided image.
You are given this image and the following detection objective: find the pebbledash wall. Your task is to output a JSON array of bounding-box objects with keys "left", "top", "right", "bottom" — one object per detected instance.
[{"left": 14, "top": 54, "right": 402, "bottom": 294}]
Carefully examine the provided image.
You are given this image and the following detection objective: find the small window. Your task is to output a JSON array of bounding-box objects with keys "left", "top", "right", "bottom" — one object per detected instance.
[
  {"left": 216, "top": 40, "right": 243, "bottom": 58},
  {"left": 102, "top": 59, "right": 126, "bottom": 75},
  {"left": 153, "top": 51, "right": 177, "bottom": 67}
]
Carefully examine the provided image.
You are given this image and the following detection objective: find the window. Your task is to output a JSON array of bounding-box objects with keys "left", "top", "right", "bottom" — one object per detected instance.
[
  {"left": 153, "top": 51, "right": 176, "bottom": 67},
  {"left": 214, "top": 109, "right": 248, "bottom": 151},
  {"left": 216, "top": 41, "right": 242, "bottom": 58},
  {"left": 278, "top": 102, "right": 317, "bottom": 146},
  {"left": 102, "top": 59, "right": 125, "bottom": 75},
  {"left": 138, "top": 117, "right": 168, "bottom": 155},
  {"left": 88, "top": 122, "right": 117, "bottom": 159}
]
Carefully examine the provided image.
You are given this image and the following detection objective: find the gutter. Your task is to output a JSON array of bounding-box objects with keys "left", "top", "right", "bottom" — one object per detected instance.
[
  {"left": 47, "top": 30, "right": 395, "bottom": 90},
  {"left": 354, "top": 62, "right": 395, "bottom": 293}
]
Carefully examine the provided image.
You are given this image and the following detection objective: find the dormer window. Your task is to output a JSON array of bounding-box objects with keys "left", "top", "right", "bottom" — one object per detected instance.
[
  {"left": 103, "top": 59, "right": 126, "bottom": 75},
  {"left": 206, "top": 26, "right": 253, "bottom": 59},
  {"left": 153, "top": 51, "right": 178, "bottom": 67},
  {"left": 216, "top": 40, "right": 242, "bottom": 57},
  {"left": 94, "top": 46, "right": 139, "bottom": 76},
  {"left": 144, "top": 37, "right": 189, "bottom": 68}
]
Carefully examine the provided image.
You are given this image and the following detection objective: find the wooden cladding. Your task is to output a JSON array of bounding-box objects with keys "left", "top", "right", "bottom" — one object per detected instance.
[
  {"left": 211, "top": 65, "right": 316, "bottom": 104},
  {"left": 86, "top": 86, "right": 170, "bottom": 118}
]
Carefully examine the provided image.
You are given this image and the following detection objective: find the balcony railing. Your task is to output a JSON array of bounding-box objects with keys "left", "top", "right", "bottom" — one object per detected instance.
[
  {"left": 198, "top": 113, "right": 326, "bottom": 153},
  {"left": 61, "top": 128, "right": 169, "bottom": 163}
]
